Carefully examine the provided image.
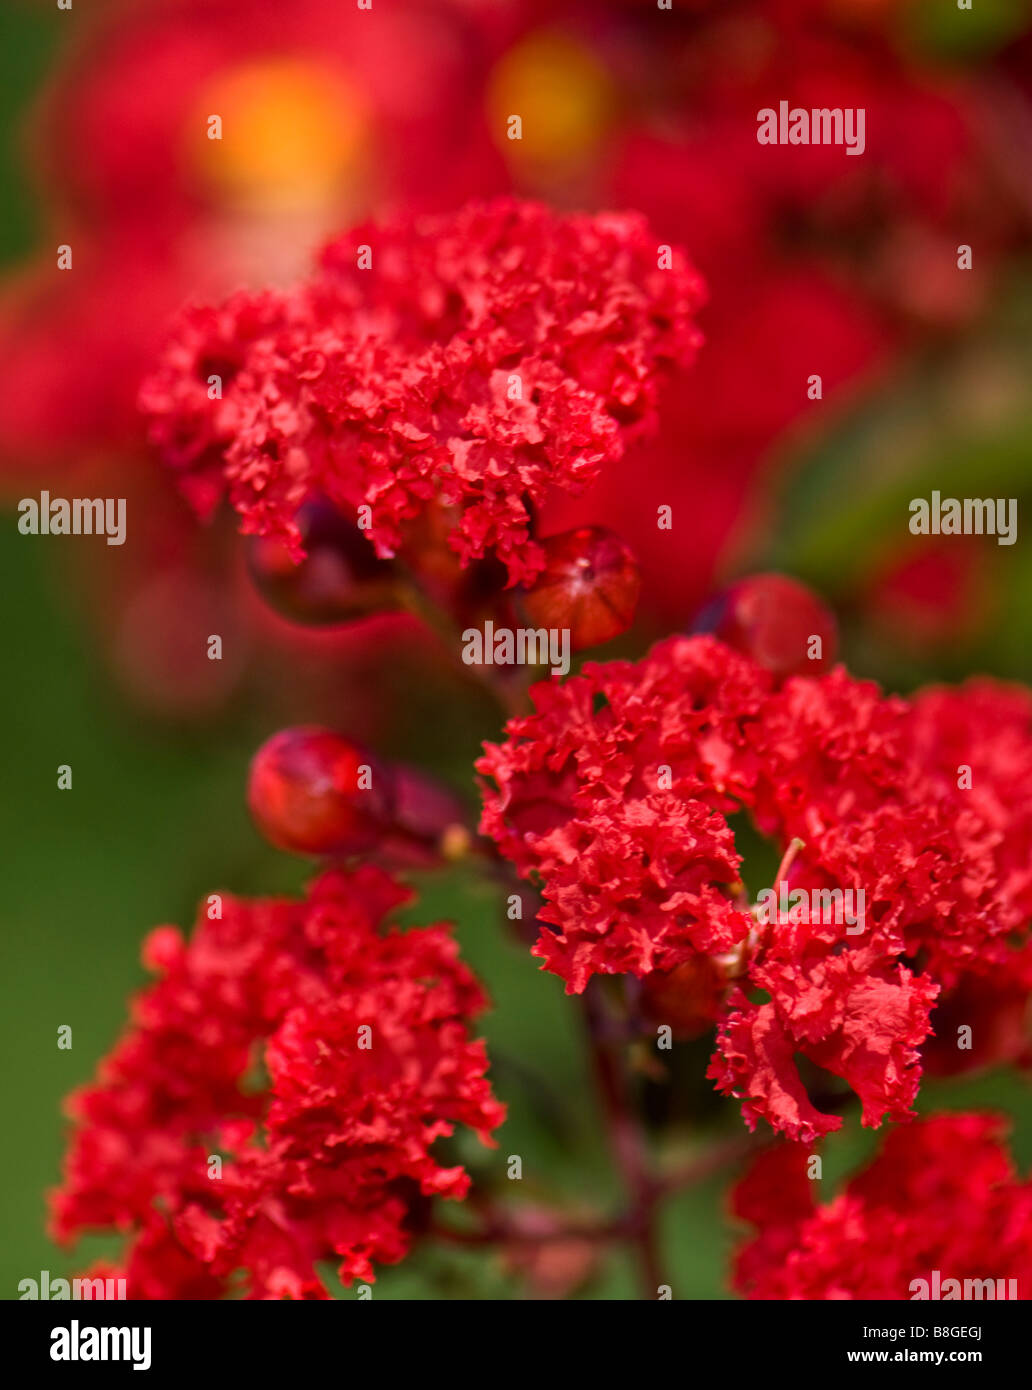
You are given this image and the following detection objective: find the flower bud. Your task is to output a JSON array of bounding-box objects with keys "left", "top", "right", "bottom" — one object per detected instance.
[
  {"left": 521, "top": 527, "right": 640, "bottom": 652},
  {"left": 389, "top": 764, "right": 469, "bottom": 847},
  {"left": 641, "top": 957, "right": 726, "bottom": 1040},
  {"left": 694, "top": 572, "right": 837, "bottom": 680},
  {"left": 247, "top": 726, "right": 393, "bottom": 856},
  {"left": 246, "top": 496, "right": 399, "bottom": 626}
]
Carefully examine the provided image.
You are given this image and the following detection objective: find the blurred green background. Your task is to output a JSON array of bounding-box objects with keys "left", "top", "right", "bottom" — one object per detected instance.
[{"left": 2, "top": 2, "right": 1032, "bottom": 1302}]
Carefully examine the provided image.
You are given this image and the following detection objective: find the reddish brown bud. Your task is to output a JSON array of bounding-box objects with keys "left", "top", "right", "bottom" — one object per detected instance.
[
  {"left": 641, "top": 957, "right": 726, "bottom": 1040},
  {"left": 521, "top": 527, "right": 640, "bottom": 652},
  {"left": 389, "top": 764, "right": 469, "bottom": 848},
  {"left": 695, "top": 572, "right": 838, "bottom": 680},
  {"left": 247, "top": 727, "right": 392, "bottom": 856},
  {"left": 246, "top": 496, "right": 399, "bottom": 626}
]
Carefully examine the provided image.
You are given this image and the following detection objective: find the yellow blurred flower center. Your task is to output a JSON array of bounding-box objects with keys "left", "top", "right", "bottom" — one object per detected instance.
[
  {"left": 486, "top": 31, "right": 615, "bottom": 171},
  {"left": 190, "top": 59, "right": 371, "bottom": 213}
]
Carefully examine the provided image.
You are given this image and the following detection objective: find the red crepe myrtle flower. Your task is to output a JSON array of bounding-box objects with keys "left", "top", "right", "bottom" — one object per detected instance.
[
  {"left": 51, "top": 867, "right": 504, "bottom": 1299},
  {"left": 732, "top": 1114, "right": 1032, "bottom": 1300},
  {"left": 140, "top": 198, "right": 705, "bottom": 586},
  {"left": 478, "top": 636, "right": 767, "bottom": 993},
  {"left": 478, "top": 635, "right": 1032, "bottom": 1142}
]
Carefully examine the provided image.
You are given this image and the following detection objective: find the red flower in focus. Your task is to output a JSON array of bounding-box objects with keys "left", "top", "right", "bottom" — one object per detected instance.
[
  {"left": 141, "top": 198, "right": 704, "bottom": 585},
  {"left": 478, "top": 635, "right": 1032, "bottom": 1141},
  {"left": 51, "top": 867, "right": 504, "bottom": 1298},
  {"left": 479, "top": 636, "right": 767, "bottom": 994},
  {"left": 732, "top": 1114, "right": 1032, "bottom": 1300}
]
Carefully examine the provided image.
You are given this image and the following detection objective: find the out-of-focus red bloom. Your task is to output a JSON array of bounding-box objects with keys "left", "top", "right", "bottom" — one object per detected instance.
[
  {"left": 51, "top": 867, "right": 504, "bottom": 1299},
  {"left": 732, "top": 1114, "right": 1032, "bottom": 1299},
  {"left": 0, "top": 0, "right": 507, "bottom": 482},
  {"left": 36, "top": 0, "right": 499, "bottom": 231},
  {"left": 6, "top": 0, "right": 1030, "bottom": 652},
  {"left": 541, "top": 266, "right": 890, "bottom": 621},
  {"left": 535, "top": 0, "right": 1026, "bottom": 620},
  {"left": 864, "top": 534, "right": 997, "bottom": 651},
  {"left": 478, "top": 635, "right": 1032, "bottom": 1141},
  {"left": 109, "top": 562, "right": 250, "bottom": 719},
  {"left": 141, "top": 198, "right": 704, "bottom": 586},
  {"left": 0, "top": 241, "right": 187, "bottom": 485}
]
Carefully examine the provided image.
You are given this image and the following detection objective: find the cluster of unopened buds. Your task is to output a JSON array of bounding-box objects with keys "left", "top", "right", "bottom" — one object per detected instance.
[{"left": 53, "top": 199, "right": 1032, "bottom": 1300}]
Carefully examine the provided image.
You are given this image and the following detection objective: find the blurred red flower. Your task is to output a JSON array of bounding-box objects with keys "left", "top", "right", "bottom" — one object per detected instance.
[{"left": 0, "top": 0, "right": 508, "bottom": 482}]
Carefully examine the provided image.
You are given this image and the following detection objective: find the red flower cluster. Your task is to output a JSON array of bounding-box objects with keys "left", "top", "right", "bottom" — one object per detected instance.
[
  {"left": 51, "top": 867, "right": 504, "bottom": 1299},
  {"left": 478, "top": 635, "right": 1032, "bottom": 1141},
  {"left": 141, "top": 198, "right": 704, "bottom": 585},
  {"left": 732, "top": 1114, "right": 1032, "bottom": 1300}
]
